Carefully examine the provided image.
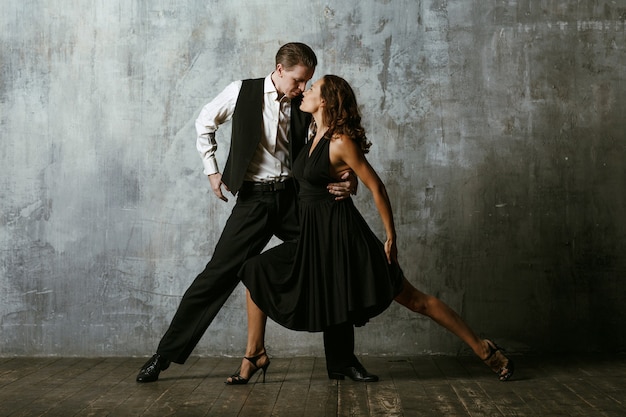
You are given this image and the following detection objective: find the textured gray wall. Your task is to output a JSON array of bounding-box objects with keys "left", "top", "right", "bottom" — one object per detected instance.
[{"left": 1, "top": 1, "right": 625, "bottom": 358}]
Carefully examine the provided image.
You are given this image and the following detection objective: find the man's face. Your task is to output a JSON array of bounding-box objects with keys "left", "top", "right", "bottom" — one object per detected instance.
[{"left": 275, "top": 63, "right": 315, "bottom": 99}]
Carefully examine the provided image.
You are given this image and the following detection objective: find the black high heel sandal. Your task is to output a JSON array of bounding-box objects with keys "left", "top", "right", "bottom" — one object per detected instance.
[
  {"left": 482, "top": 340, "right": 514, "bottom": 381},
  {"left": 225, "top": 352, "right": 271, "bottom": 385}
]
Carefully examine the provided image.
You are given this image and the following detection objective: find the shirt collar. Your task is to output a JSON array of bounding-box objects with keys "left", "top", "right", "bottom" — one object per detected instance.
[{"left": 265, "top": 73, "right": 290, "bottom": 102}]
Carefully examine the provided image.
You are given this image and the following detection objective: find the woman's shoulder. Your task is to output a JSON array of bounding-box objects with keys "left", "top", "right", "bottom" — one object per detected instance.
[
  {"left": 328, "top": 133, "right": 364, "bottom": 167},
  {"left": 329, "top": 132, "right": 356, "bottom": 147}
]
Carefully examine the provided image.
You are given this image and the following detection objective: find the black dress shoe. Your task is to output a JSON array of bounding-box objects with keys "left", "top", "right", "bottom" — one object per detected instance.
[
  {"left": 328, "top": 365, "right": 379, "bottom": 382},
  {"left": 136, "top": 354, "right": 170, "bottom": 383}
]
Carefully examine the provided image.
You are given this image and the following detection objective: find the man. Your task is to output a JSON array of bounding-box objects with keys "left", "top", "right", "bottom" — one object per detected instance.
[{"left": 137, "top": 42, "right": 378, "bottom": 383}]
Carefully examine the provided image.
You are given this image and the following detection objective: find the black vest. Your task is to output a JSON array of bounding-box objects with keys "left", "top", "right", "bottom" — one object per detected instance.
[{"left": 222, "top": 78, "right": 310, "bottom": 194}]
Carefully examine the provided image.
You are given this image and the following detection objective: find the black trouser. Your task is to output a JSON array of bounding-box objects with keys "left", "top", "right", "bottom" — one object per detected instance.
[
  {"left": 323, "top": 322, "right": 360, "bottom": 372},
  {"left": 156, "top": 181, "right": 356, "bottom": 370}
]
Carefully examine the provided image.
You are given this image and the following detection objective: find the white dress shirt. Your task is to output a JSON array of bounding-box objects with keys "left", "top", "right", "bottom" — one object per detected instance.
[{"left": 195, "top": 73, "right": 292, "bottom": 182}]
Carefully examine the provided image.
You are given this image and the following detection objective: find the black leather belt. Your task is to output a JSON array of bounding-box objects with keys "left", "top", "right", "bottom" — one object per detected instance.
[{"left": 241, "top": 178, "right": 293, "bottom": 192}]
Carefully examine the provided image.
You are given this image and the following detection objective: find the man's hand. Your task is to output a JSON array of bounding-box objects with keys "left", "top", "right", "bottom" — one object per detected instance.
[
  {"left": 208, "top": 173, "right": 229, "bottom": 202},
  {"left": 327, "top": 171, "right": 358, "bottom": 201}
]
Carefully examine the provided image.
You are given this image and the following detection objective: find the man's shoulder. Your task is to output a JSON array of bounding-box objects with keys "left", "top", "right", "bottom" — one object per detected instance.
[
  {"left": 239, "top": 78, "right": 265, "bottom": 95},
  {"left": 241, "top": 77, "right": 265, "bottom": 85}
]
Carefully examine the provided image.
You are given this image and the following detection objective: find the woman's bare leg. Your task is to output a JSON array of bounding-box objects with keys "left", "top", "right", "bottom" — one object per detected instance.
[
  {"left": 394, "top": 278, "right": 514, "bottom": 380},
  {"left": 244, "top": 289, "right": 267, "bottom": 357},
  {"left": 226, "top": 289, "right": 269, "bottom": 383},
  {"left": 394, "top": 278, "right": 491, "bottom": 360}
]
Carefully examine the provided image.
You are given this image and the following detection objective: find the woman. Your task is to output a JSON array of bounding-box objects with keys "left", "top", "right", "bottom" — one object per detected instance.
[{"left": 226, "top": 75, "right": 514, "bottom": 384}]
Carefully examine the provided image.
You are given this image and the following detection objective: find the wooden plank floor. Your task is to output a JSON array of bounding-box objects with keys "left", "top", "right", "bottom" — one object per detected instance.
[{"left": 0, "top": 354, "right": 625, "bottom": 416}]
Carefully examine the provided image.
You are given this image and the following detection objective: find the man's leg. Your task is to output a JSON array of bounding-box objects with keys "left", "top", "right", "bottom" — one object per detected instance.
[
  {"left": 324, "top": 323, "right": 379, "bottom": 382},
  {"left": 137, "top": 191, "right": 276, "bottom": 382}
]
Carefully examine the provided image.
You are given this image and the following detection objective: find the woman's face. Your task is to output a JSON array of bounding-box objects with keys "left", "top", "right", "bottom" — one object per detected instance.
[{"left": 300, "top": 79, "right": 324, "bottom": 114}]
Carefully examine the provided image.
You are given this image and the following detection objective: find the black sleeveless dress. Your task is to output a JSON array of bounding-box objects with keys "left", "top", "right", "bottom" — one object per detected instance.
[{"left": 239, "top": 136, "right": 404, "bottom": 331}]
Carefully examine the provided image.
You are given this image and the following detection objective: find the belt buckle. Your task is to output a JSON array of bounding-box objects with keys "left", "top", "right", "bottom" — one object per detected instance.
[
  {"left": 251, "top": 179, "right": 288, "bottom": 192},
  {"left": 271, "top": 181, "right": 286, "bottom": 191}
]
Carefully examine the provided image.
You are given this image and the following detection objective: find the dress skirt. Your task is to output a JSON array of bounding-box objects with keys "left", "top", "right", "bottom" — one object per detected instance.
[{"left": 239, "top": 137, "right": 404, "bottom": 332}]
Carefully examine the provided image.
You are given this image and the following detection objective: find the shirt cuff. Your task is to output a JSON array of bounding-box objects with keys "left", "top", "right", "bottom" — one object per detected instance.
[{"left": 203, "top": 158, "right": 220, "bottom": 176}]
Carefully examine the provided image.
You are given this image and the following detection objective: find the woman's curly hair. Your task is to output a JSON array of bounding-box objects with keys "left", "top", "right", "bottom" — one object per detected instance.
[{"left": 319, "top": 75, "right": 371, "bottom": 154}]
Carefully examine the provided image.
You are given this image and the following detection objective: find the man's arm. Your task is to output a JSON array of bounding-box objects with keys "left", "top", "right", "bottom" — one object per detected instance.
[{"left": 195, "top": 80, "right": 242, "bottom": 201}]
